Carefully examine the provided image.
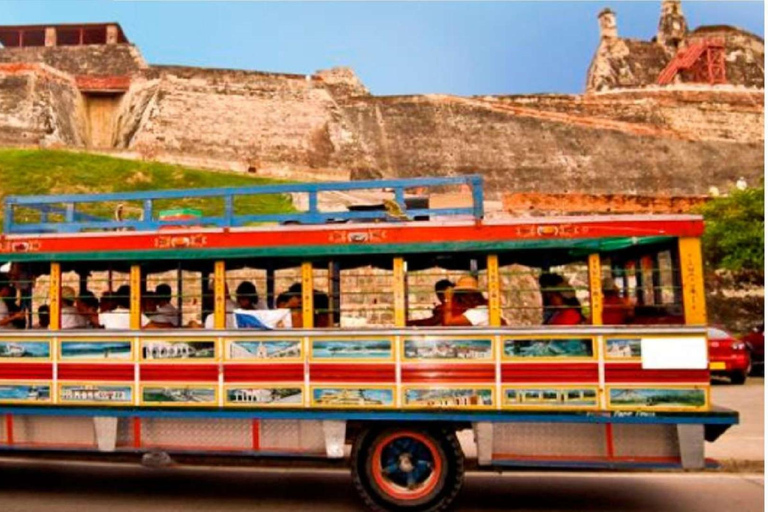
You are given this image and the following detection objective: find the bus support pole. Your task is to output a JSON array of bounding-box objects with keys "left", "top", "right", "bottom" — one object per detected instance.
[
  {"left": 49, "top": 262, "right": 61, "bottom": 330},
  {"left": 393, "top": 257, "right": 406, "bottom": 327},
  {"left": 487, "top": 254, "right": 501, "bottom": 327},
  {"left": 588, "top": 253, "right": 603, "bottom": 326},
  {"left": 301, "top": 262, "right": 313, "bottom": 328},
  {"left": 130, "top": 265, "right": 141, "bottom": 330},
  {"left": 678, "top": 237, "right": 707, "bottom": 325},
  {"left": 214, "top": 261, "right": 226, "bottom": 329}
]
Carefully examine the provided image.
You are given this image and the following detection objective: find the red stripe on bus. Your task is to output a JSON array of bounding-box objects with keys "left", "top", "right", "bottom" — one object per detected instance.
[
  {"left": 501, "top": 363, "right": 599, "bottom": 383},
  {"left": 401, "top": 364, "right": 496, "bottom": 383},
  {"left": 140, "top": 364, "right": 218, "bottom": 382},
  {"left": 604, "top": 364, "right": 709, "bottom": 383},
  {"left": 57, "top": 364, "right": 134, "bottom": 381},
  {"left": 224, "top": 364, "right": 304, "bottom": 382},
  {"left": 1, "top": 218, "right": 704, "bottom": 256},
  {"left": 0, "top": 363, "right": 52, "bottom": 380},
  {"left": 309, "top": 364, "right": 395, "bottom": 383}
]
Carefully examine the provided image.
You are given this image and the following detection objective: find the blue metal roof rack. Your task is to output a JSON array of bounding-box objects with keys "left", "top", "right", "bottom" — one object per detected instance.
[{"left": 3, "top": 175, "right": 484, "bottom": 234}]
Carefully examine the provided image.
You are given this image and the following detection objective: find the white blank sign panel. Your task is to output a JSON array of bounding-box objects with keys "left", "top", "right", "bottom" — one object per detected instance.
[{"left": 640, "top": 337, "right": 708, "bottom": 370}]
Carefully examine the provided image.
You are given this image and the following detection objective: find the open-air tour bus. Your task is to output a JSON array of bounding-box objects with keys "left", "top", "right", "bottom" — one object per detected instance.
[{"left": 0, "top": 176, "right": 738, "bottom": 512}]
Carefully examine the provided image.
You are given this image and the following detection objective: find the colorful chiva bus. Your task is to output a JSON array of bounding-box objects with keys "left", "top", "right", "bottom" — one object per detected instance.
[{"left": 0, "top": 176, "right": 737, "bottom": 512}]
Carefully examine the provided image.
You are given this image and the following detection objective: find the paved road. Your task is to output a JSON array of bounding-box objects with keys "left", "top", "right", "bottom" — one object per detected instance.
[
  {"left": 0, "top": 460, "right": 763, "bottom": 512},
  {"left": 708, "top": 377, "right": 764, "bottom": 461}
]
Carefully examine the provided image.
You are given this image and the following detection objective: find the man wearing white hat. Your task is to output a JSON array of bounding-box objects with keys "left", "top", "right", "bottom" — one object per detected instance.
[{"left": 61, "top": 286, "right": 88, "bottom": 330}]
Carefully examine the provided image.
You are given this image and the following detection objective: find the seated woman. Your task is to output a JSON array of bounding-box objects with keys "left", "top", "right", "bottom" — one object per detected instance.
[{"left": 543, "top": 285, "right": 585, "bottom": 325}]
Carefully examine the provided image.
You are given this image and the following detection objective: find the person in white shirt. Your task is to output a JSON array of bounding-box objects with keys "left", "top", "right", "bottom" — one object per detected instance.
[
  {"left": 152, "top": 284, "right": 179, "bottom": 327},
  {"left": 0, "top": 280, "right": 24, "bottom": 329},
  {"left": 99, "top": 285, "right": 150, "bottom": 329},
  {"left": 61, "top": 286, "right": 88, "bottom": 330},
  {"left": 441, "top": 275, "right": 506, "bottom": 327}
]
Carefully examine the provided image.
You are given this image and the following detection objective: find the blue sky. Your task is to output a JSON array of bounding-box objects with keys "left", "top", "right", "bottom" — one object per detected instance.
[{"left": 2, "top": 1, "right": 764, "bottom": 96}]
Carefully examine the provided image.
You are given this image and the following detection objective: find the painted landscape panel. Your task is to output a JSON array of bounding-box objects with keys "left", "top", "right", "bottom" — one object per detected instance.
[
  {"left": 228, "top": 340, "right": 301, "bottom": 360},
  {"left": 609, "top": 388, "right": 706, "bottom": 408},
  {"left": 606, "top": 338, "right": 642, "bottom": 358},
  {"left": 404, "top": 388, "right": 494, "bottom": 408},
  {"left": 142, "top": 386, "right": 216, "bottom": 405},
  {"left": 0, "top": 384, "right": 50, "bottom": 402},
  {"left": 505, "top": 388, "right": 598, "bottom": 407},
  {"left": 142, "top": 340, "right": 215, "bottom": 360},
  {"left": 226, "top": 387, "right": 303, "bottom": 406},
  {"left": 313, "top": 387, "right": 393, "bottom": 407},
  {"left": 404, "top": 337, "right": 492, "bottom": 360},
  {"left": 60, "top": 385, "right": 133, "bottom": 404},
  {"left": 504, "top": 338, "right": 593, "bottom": 358},
  {"left": 0, "top": 341, "right": 50, "bottom": 359},
  {"left": 61, "top": 341, "right": 132, "bottom": 360},
  {"left": 312, "top": 339, "right": 392, "bottom": 360}
]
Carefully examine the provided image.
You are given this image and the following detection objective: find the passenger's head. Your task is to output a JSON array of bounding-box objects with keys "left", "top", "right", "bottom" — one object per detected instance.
[
  {"left": 61, "top": 286, "right": 77, "bottom": 307},
  {"left": 434, "top": 279, "right": 454, "bottom": 304},
  {"left": 452, "top": 275, "right": 485, "bottom": 308},
  {"left": 276, "top": 291, "right": 301, "bottom": 310},
  {"left": 142, "top": 291, "right": 158, "bottom": 313},
  {"left": 155, "top": 284, "right": 172, "bottom": 305},
  {"left": 99, "top": 292, "right": 117, "bottom": 313},
  {"left": 76, "top": 290, "right": 99, "bottom": 313},
  {"left": 236, "top": 281, "right": 258, "bottom": 310},
  {"left": 114, "top": 285, "right": 131, "bottom": 310},
  {"left": 38, "top": 304, "right": 50, "bottom": 328}
]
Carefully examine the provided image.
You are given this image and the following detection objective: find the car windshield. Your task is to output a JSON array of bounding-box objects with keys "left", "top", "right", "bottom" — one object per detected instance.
[{"left": 707, "top": 328, "right": 730, "bottom": 340}]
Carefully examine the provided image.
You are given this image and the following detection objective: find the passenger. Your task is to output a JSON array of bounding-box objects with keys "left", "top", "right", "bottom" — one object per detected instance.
[
  {"left": 61, "top": 286, "right": 88, "bottom": 329},
  {"left": 36, "top": 305, "right": 50, "bottom": 329},
  {"left": 545, "top": 285, "right": 585, "bottom": 326},
  {"left": 314, "top": 290, "right": 331, "bottom": 328},
  {"left": 276, "top": 291, "right": 302, "bottom": 328},
  {"left": 2, "top": 285, "right": 26, "bottom": 329},
  {"left": 601, "top": 277, "right": 633, "bottom": 325},
  {"left": 99, "top": 285, "right": 150, "bottom": 329},
  {"left": 235, "top": 281, "right": 259, "bottom": 310},
  {"left": 408, "top": 279, "right": 454, "bottom": 327},
  {"left": 539, "top": 272, "right": 566, "bottom": 324},
  {"left": 75, "top": 290, "right": 101, "bottom": 328},
  {"left": 99, "top": 292, "right": 117, "bottom": 313},
  {"left": 0, "top": 274, "right": 25, "bottom": 329},
  {"left": 152, "top": 284, "right": 179, "bottom": 327},
  {"left": 442, "top": 276, "right": 493, "bottom": 327}
]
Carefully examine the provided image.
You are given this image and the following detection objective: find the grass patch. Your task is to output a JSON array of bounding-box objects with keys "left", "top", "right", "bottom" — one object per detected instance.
[{"left": 0, "top": 149, "right": 295, "bottom": 226}]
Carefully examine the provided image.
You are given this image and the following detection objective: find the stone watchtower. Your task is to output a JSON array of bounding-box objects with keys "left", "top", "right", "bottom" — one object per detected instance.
[
  {"left": 657, "top": 0, "right": 688, "bottom": 52},
  {"left": 597, "top": 8, "right": 618, "bottom": 40}
]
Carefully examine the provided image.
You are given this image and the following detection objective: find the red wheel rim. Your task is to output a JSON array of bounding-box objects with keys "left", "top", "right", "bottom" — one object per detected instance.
[{"left": 370, "top": 431, "right": 443, "bottom": 501}]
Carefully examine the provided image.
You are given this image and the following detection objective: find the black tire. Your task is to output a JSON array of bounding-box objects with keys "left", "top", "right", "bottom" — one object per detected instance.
[
  {"left": 731, "top": 353, "right": 752, "bottom": 384},
  {"left": 351, "top": 427, "right": 464, "bottom": 512},
  {"left": 730, "top": 371, "right": 748, "bottom": 385}
]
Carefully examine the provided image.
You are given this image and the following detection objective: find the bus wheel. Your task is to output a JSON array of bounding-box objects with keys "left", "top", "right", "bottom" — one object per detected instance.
[{"left": 352, "top": 427, "right": 464, "bottom": 512}]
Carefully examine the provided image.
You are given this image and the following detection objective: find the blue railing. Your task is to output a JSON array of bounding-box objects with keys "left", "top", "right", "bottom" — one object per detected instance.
[{"left": 3, "top": 175, "right": 484, "bottom": 234}]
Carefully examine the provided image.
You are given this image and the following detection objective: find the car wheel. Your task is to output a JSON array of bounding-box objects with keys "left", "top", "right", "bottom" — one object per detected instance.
[
  {"left": 730, "top": 366, "right": 749, "bottom": 385},
  {"left": 351, "top": 427, "right": 464, "bottom": 512}
]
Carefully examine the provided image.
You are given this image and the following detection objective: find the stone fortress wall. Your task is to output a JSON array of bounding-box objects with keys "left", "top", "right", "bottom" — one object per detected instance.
[{"left": 0, "top": 0, "right": 763, "bottom": 202}]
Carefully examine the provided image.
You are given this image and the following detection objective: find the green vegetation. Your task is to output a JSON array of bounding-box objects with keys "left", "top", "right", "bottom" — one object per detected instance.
[
  {"left": 698, "top": 186, "right": 764, "bottom": 276},
  {"left": 0, "top": 149, "right": 294, "bottom": 225}
]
